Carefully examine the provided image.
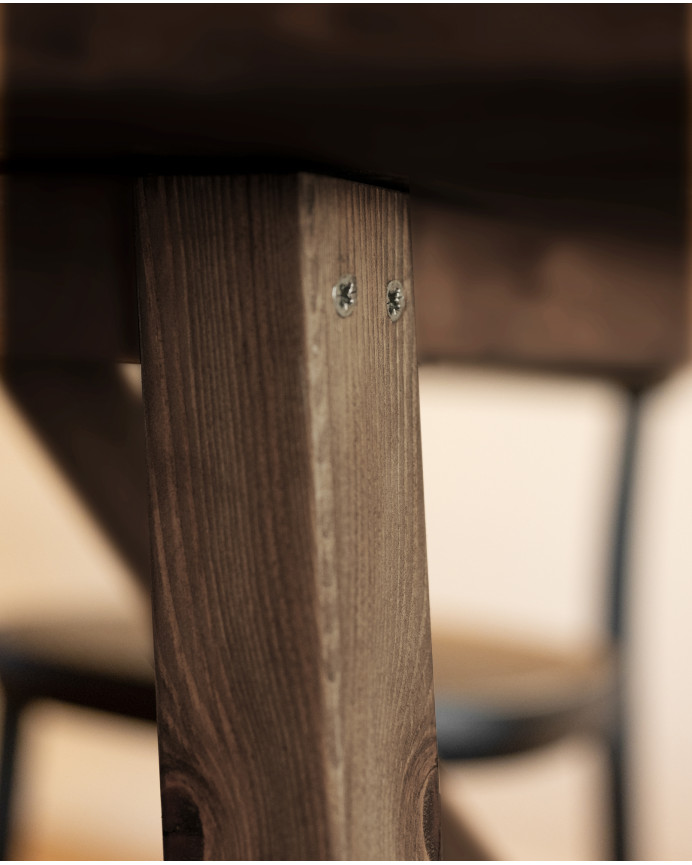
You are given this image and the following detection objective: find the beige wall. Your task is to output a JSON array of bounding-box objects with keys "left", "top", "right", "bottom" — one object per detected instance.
[{"left": 0, "top": 364, "right": 690, "bottom": 859}]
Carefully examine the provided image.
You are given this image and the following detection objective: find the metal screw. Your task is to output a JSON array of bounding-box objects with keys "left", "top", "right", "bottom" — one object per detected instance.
[
  {"left": 332, "top": 274, "right": 358, "bottom": 318},
  {"left": 386, "top": 280, "right": 405, "bottom": 321}
]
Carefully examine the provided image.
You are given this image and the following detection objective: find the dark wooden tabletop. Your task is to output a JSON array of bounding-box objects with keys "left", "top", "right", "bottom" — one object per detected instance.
[
  {"left": 5, "top": 5, "right": 685, "bottom": 234},
  {"left": 2, "top": 5, "right": 687, "bottom": 381}
]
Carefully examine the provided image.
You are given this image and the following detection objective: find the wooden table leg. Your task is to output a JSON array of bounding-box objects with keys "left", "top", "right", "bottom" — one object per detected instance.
[{"left": 136, "top": 173, "right": 439, "bottom": 860}]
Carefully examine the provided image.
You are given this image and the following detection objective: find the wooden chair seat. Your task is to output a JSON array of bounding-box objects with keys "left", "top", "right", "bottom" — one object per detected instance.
[
  {"left": 0, "top": 618, "right": 614, "bottom": 755},
  {"left": 0, "top": 618, "right": 155, "bottom": 722},
  {"left": 0, "top": 615, "right": 500, "bottom": 860},
  {"left": 432, "top": 629, "right": 615, "bottom": 760}
]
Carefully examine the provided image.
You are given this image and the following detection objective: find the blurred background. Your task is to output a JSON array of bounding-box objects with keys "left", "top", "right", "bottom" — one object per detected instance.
[
  {"left": 0, "top": 359, "right": 690, "bottom": 859},
  {"left": 0, "top": 4, "right": 687, "bottom": 861}
]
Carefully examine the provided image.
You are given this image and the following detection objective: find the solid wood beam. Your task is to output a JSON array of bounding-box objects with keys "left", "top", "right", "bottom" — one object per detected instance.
[{"left": 137, "top": 173, "right": 439, "bottom": 859}]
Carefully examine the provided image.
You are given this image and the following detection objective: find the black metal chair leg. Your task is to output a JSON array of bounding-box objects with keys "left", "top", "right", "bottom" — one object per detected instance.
[
  {"left": 608, "top": 386, "right": 644, "bottom": 861},
  {"left": 0, "top": 698, "right": 24, "bottom": 861},
  {"left": 609, "top": 728, "right": 627, "bottom": 861}
]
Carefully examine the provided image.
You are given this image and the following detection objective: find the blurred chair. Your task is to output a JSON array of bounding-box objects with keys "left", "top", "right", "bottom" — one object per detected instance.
[
  {"left": 0, "top": 368, "right": 643, "bottom": 860},
  {"left": 0, "top": 363, "right": 155, "bottom": 860},
  {"left": 0, "top": 623, "right": 490, "bottom": 862},
  {"left": 0, "top": 362, "right": 492, "bottom": 860},
  {"left": 432, "top": 385, "right": 643, "bottom": 861},
  {"left": 0, "top": 618, "right": 155, "bottom": 859}
]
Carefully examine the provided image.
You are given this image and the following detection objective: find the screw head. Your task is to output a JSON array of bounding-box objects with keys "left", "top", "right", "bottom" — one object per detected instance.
[
  {"left": 386, "top": 280, "right": 405, "bottom": 322},
  {"left": 332, "top": 274, "right": 358, "bottom": 318}
]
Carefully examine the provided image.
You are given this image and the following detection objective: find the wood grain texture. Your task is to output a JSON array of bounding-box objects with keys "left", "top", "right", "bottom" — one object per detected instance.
[
  {"left": 0, "top": 171, "right": 685, "bottom": 374},
  {"left": 137, "top": 173, "right": 439, "bottom": 859}
]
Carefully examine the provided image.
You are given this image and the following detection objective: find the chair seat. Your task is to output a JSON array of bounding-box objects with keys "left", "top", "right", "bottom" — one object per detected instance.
[
  {"left": 0, "top": 618, "right": 156, "bottom": 722},
  {"left": 432, "top": 629, "right": 615, "bottom": 760}
]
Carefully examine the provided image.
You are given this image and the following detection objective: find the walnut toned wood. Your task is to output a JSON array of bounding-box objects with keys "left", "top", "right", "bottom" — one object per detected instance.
[
  {"left": 0, "top": 173, "right": 685, "bottom": 378},
  {"left": 137, "top": 173, "right": 439, "bottom": 860},
  {"left": 0, "top": 7, "right": 684, "bottom": 370},
  {"left": 5, "top": 6, "right": 683, "bottom": 225},
  {"left": 412, "top": 200, "right": 687, "bottom": 382}
]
